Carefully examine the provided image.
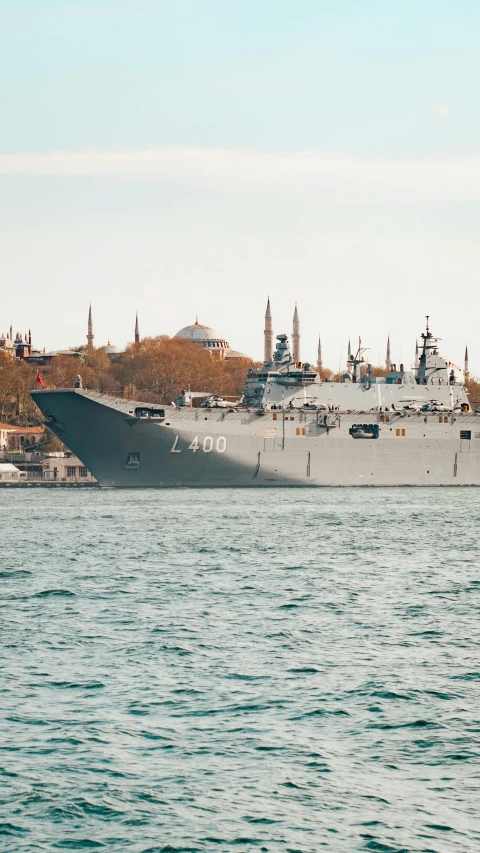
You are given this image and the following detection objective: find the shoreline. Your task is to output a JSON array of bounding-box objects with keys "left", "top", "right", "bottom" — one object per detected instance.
[{"left": 0, "top": 482, "right": 99, "bottom": 488}]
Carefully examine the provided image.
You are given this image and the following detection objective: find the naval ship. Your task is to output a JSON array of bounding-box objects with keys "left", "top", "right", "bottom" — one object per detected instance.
[{"left": 31, "top": 320, "right": 480, "bottom": 488}]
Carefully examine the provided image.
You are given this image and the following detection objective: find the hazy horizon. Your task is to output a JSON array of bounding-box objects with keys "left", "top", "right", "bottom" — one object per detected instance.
[{"left": 1, "top": 0, "right": 479, "bottom": 374}]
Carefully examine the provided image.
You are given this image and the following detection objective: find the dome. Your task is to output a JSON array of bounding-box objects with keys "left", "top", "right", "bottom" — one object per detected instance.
[
  {"left": 104, "top": 340, "right": 123, "bottom": 356},
  {"left": 224, "top": 349, "right": 250, "bottom": 360},
  {"left": 174, "top": 318, "right": 218, "bottom": 342}
]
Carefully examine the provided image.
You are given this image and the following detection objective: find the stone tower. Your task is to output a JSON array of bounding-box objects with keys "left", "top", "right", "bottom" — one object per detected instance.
[
  {"left": 87, "top": 303, "right": 94, "bottom": 349},
  {"left": 264, "top": 297, "right": 273, "bottom": 363},
  {"left": 292, "top": 303, "right": 300, "bottom": 363},
  {"left": 135, "top": 311, "right": 140, "bottom": 344}
]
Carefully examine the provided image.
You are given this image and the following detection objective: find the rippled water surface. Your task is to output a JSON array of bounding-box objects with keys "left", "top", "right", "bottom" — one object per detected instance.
[{"left": 1, "top": 488, "right": 479, "bottom": 852}]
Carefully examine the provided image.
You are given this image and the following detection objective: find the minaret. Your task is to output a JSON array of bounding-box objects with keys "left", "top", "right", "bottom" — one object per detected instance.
[
  {"left": 347, "top": 337, "right": 352, "bottom": 373},
  {"left": 135, "top": 312, "right": 140, "bottom": 344},
  {"left": 464, "top": 345, "right": 469, "bottom": 381},
  {"left": 292, "top": 303, "right": 300, "bottom": 363},
  {"left": 264, "top": 297, "right": 273, "bottom": 363},
  {"left": 414, "top": 339, "right": 419, "bottom": 371},
  {"left": 87, "top": 303, "right": 94, "bottom": 349},
  {"left": 386, "top": 334, "right": 391, "bottom": 370},
  {"left": 317, "top": 334, "right": 322, "bottom": 370}
]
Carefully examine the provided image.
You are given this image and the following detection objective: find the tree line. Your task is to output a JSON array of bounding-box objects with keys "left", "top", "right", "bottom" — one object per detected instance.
[
  {"left": 0, "top": 337, "right": 255, "bottom": 425},
  {"left": 1, "top": 338, "right": 479, "bottom": 427}
]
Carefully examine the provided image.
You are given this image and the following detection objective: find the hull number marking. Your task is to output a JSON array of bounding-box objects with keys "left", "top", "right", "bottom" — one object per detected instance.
[
  {"left": 170, "top": 435, "right": 181, "bottom": 453},
  {"left": 178, "top": 435, "right": 227, "bottom": 454}
]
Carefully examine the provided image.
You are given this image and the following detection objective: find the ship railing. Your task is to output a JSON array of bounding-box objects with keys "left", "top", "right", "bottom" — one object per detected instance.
[
  {"left": 3, "top": 451, "right": 48, "bottom": 463},
  {"left": 316, "top": 412, "right": 340, "bottom": 428}
]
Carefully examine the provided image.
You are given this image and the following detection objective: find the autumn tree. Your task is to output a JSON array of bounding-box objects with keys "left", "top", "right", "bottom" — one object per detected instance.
[
  {"left": 0, "top": 353, "right": 18, "bottom": 421},
  {"left": 465, "top": 379, "right": 480, "bottom": 411},
  {"left": 3, "top": 334, "right": 404, "bottom": 426},
  {"left": 318, "top": 366, "right": 334, "bottom": 381},
  {"left": 43, "top": 354, "right": 99, "bottom": 390},
  {"left": 0, "top": 353, "right": 37, "bottom": 423},
  {"left": 111, "top": 337, "right": 251, "bottom": 402}
]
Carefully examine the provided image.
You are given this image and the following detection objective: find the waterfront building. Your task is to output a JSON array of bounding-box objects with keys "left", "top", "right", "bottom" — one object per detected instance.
[
  {"left": 0, "top": 463, "right": 24, "bottom": 483},
  {"left": 6, "top": 425, "right": 45, "bottom": 451},
  {"left": 41, "top": 453, "right": 96, "bottom": 482},
  {"left": 0, "top": 423, "right": 17, "bottom": 450}
]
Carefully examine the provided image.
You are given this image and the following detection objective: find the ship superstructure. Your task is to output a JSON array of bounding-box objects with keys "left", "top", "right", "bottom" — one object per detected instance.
[
  {"left": 243, "top": 319, "right": 466, "bottom": 413},
  {"left": 31, "top": 317, "right": 480, "bottom": 488}
]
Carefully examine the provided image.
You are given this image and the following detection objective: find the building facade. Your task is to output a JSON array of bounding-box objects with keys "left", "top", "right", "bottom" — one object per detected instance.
[
  {"left": 42, "top": 453, "right": 96, "bottom": 482},
  {"left": 0, "top": 329, "right": 33, "bottom": 359}
]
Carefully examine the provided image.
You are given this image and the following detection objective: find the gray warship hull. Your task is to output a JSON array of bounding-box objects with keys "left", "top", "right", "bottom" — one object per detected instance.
[{"left": 31, "top": 389, "right": 480, "bottom": 487}]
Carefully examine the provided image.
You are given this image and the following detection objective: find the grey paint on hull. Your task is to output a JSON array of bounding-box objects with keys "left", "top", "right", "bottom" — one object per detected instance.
[
  {"left": 33, "top": 391, "right": 274, "bottom": 488},
  {"left": 32, "top": 389, "right": 480, "bottom": 488}
]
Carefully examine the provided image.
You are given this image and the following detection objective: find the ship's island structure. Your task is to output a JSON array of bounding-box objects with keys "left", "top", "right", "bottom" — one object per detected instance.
[{"left": 31, "top": 306, "right": 480, "bottom": 488}]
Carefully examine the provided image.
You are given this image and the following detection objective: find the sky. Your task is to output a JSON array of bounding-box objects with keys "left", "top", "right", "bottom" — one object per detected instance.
[{"left": 1, "top": 0, "right": 480, "bottom": 371}]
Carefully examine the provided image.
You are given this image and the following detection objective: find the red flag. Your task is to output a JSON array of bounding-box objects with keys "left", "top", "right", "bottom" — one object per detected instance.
[{"left": 36, "top": 372, "right": 45, "bottom": 388}]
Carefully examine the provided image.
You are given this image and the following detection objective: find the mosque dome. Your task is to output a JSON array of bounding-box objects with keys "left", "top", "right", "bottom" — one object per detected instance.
[
  {"left": 104, "top": 340, "right": 123, "bottom": 357},
  {"left": 174, "top": 318, "right": 220, "bottom": 343},
  {"left": 174, "top": 316, "right": 249, "bottom": 360},
  {"left": 224, "top": 348, "right": 250, "bottom": 360}
]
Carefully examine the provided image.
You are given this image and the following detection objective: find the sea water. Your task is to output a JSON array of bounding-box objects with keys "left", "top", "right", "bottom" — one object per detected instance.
[{"left": 0, "top": 488, "right": 479, "bottom": 853}]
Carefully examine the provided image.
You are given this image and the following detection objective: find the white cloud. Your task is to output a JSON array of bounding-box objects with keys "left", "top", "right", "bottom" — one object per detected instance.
[
  {"left": 0, "top": 146, "right": 479, "bottom": 203},
  {"left": 433, "top": 103, "right": 451, "bottom": 115}
]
